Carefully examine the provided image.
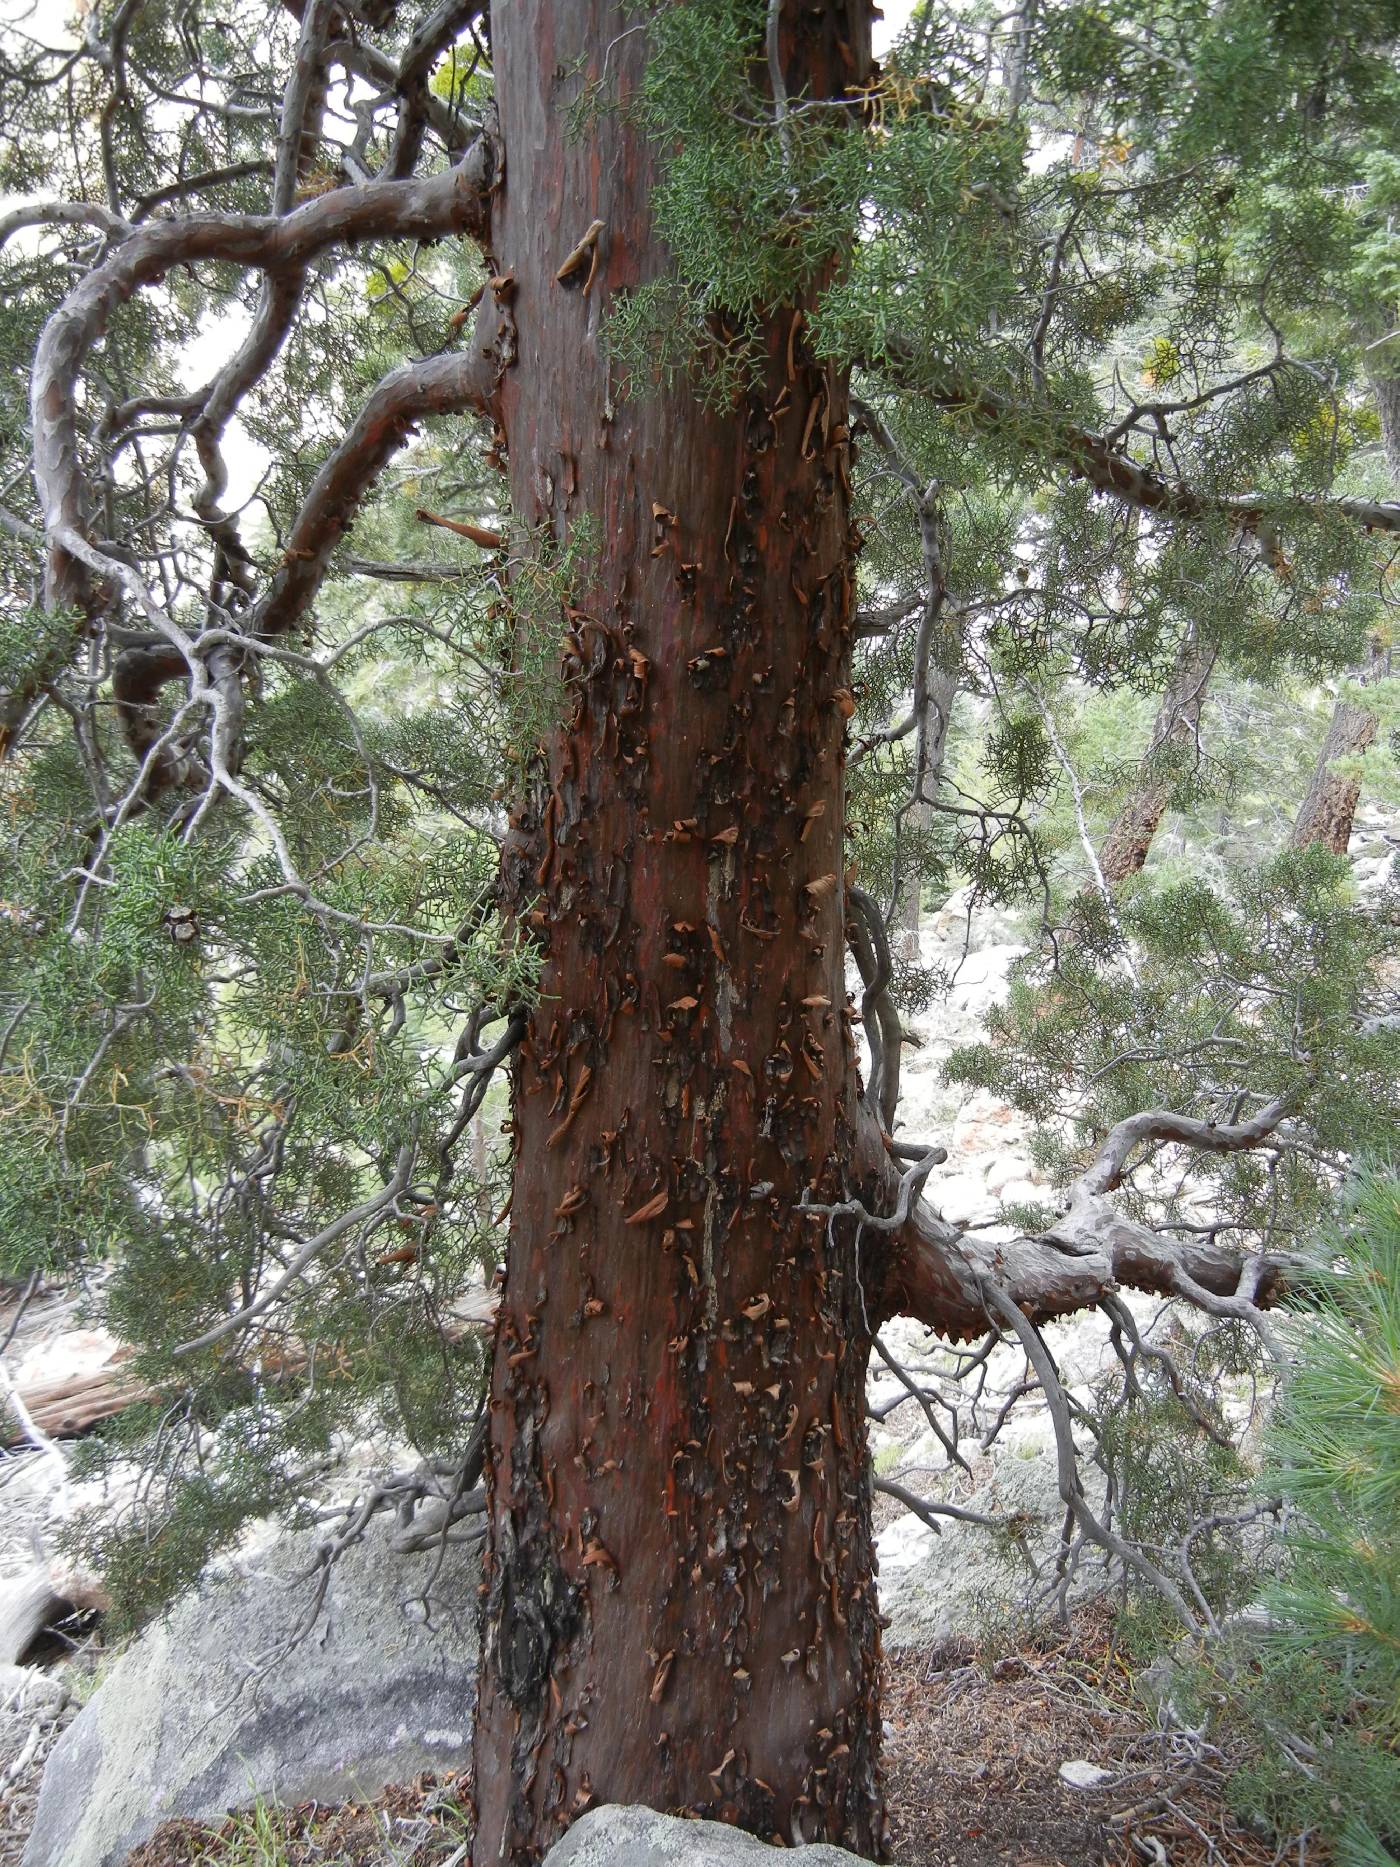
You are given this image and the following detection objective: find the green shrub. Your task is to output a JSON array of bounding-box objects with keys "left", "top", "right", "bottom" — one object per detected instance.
[{"left": 1193, "top": 1171, "right": 1400, "bottom": 1864}]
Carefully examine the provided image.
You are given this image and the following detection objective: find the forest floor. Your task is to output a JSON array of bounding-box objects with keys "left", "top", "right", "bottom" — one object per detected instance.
[{"left": 117, "top": 1606, "right": 1286, "bottom": 1867}]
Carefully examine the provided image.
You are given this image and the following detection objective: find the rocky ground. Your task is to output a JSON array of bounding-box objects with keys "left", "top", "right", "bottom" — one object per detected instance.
[{"left": 118, "top": 1610, "right": 1281, "bottom": 1867}]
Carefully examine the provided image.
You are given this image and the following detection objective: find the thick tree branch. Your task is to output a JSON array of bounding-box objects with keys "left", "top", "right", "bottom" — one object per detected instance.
[
  {"left": 1072, "top": 1095, "right": 1295, "bottom": 1197},
  {"left": 384, "top": 0, "right": 488, "bottom": 178},
  {"left": 0, "top": 199, "right": 129, "bottom": 249},
  {"left": 851, "top": 1094, "right": 1311, "bottom": 1338},
  {"left": 250, "top": 345, "right": 502, "bottom": 644},
  {"left": 106, "top": 342, "right": 500, "bottom": 796},
  {"left": 884, "top": 341, "right": 1400, "bottom": 537},
  {"left": 33, "top": 151, "right": 494, "bottom": 606}
]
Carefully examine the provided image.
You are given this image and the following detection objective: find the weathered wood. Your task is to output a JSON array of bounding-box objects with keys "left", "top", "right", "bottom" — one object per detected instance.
[
  {"left": 3, "top": 1361, "right": 149, "bottom": 1444},
  {"left": 2, "top": 1291, "right": 498, "bottom": 1446}
]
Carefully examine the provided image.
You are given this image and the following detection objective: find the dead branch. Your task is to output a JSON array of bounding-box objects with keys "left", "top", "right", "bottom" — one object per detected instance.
[
  {"left": 2, "top": 1288, "right": 500, "bottom": 1447},
  {"left": 415, "top": 506, "right": 505, "bottom": 548},
  {"left": 6, "top": 136, "right": 498, "bottom": 755},
  {"left": 847, "top": 884, "right": 905, "bottom": 1131}
]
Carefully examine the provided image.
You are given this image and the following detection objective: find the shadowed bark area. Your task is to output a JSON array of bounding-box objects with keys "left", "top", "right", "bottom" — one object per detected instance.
[
  {"left": 1099, "top": 631, "right": 1216, "bottom": 885},
  {"left": 472, "top": 5, "right": 885, "bottom": 1860}
]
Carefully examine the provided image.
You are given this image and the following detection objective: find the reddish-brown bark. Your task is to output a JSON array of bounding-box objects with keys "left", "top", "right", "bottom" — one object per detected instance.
[
  {"left": 472, "top": 5, "right": 884, "bottom": 1860},
  {"left": 6, "top": 9, "right": 1354, "bottom": 1859},
  {"left": 1289, "top": 681, "right": 1382, "bottom": 855}
]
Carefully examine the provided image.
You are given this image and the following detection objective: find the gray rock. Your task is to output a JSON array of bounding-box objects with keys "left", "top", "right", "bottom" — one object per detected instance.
[
  {"left": 0, "top": 1567, "right": 66, "bottom": 1667},
  {"left": 24, "top": 1521, "right": 479, "bottom": 1867},
  {"left": 544, "top": 1805, "right": 872, "bottom": 1867},
  {"left": 876, "top": 1449, "right": 1108, "bottom": 1651},
  {"left": 1058, "top": 1759, "right": 1111, "bottom": 1789}
]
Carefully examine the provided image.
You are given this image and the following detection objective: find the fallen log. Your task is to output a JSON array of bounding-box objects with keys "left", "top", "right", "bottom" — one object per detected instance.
[{"left": 3, "top": 1289, "right": 499, "bottom": 1447}]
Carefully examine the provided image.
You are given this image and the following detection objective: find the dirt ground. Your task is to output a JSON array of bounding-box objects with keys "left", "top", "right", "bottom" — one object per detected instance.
[
  {"left": 880, "top": 1612, "right": 1281, "bottom": 1867},
  {"left": 118, "top": 1608, "right": 1287, "bottom": 1867}
]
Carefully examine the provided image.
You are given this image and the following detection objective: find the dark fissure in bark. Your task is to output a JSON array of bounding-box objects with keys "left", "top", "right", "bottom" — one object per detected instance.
[{"left": 471, "top": 6, "right": 884, "bottom": 1862}]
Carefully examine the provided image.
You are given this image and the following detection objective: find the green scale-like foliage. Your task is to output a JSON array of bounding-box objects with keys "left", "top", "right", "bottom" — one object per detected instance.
[{"left": 948, "top": 846, "right": 1400, "bottom": 1234}]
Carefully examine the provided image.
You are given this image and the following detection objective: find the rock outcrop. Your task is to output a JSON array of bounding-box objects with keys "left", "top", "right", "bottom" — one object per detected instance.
[
  {"left": 23, "top": 1522, "right": 478, "bottom": 1867},
  {"left": 543, "top": 1805, "right": 872, "bottom": 1867}
]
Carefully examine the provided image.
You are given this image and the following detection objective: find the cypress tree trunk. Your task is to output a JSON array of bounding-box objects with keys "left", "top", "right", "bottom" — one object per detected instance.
[
  {"left": 1098, "top": 630, "right": 1215, "bottom": 885},
  {"left": 472, "top": 6, "right": 885, "bottom": 1860}
]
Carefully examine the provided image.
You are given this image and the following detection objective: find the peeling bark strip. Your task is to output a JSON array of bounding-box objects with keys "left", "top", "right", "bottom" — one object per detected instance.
[{"left": 473, "top": 4, "right": 882, "bottom": 1860}]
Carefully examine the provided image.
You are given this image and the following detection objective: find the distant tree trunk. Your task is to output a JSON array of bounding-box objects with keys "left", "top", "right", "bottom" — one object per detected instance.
[
  {"left": 1368, "top": 345, "right": 1400, "bottom": 485},
  {"left": 895, "top": 664, "right": 958, "bottom": 955},
  {"left": 1289, "top": 670, "right": 1383, "bottom": 854},
  {"left": 1291, "top": 347, "right": 1397, "bottom": 854},
  {"left": 471, "top": 7, "right": 886, "bottom": 1862},
  {"left": 1098, "top": 630, "right": 1216, "bottom": 885}
]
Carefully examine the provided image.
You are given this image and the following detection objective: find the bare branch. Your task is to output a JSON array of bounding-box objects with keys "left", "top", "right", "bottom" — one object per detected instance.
[
  {"left": 1073, "top": 1095, "right": 1294, "bottom": 1198},
  {"left": 846, "top": 884, "right": 904, "bottom": 1131},
  {"left": 174, "top": 1142, "right": 418, "bottom": 1357},
  {"left": 384, "top": 0, "right": 489, "bottom": 178},
  {"left": 842, "top": 1096, "right": 1313, "bottom": 1338},
  {"left": 30, "top": 158, "right": 495, "bottom": 603},
  {"left": 6, "top": 139, "right": 498, "bottom": 754},
  {"left": 0, "top": 199, "right": 128, "bottom": 250}
]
